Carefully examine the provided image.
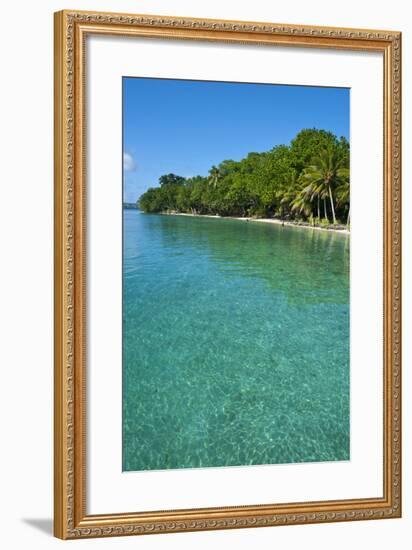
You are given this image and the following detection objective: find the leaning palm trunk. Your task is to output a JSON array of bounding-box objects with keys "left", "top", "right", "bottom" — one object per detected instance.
[
  {"left": 323, "top": 198, "right": 328, "bottom": 221},
  {"left": 317, "top": 195, "right": 320, "bottom": 219},
  {"left": 328, "top": 184, "right": 337, "bottom": 224},
  {"left": 347, "top": 208, "right": 350, "bottom": 227}
]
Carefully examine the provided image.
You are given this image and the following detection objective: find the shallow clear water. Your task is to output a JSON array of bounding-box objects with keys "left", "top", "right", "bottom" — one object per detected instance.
[{"left": 123, "top": 211, "right": 350, "bottom": 471}]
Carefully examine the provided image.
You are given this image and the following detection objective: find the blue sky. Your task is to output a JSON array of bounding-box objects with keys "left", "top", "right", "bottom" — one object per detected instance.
[{"left": 123, "top": 78, "right": 349, "bottom": 202}]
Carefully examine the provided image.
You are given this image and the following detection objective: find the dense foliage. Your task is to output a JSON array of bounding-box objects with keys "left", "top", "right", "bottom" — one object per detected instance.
[{"left": 138, "top": 129, "right": 350, "bottom": 226}]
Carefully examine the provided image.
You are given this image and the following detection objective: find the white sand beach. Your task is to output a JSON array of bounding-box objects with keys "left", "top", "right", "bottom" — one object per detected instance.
[{"left": 163, "top": 212, "right": 350, "bottom": 235}]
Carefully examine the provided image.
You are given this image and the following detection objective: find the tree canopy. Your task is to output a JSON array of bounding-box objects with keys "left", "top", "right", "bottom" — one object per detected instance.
[{"left": 138, "top": 128, "right": 350, "bottom": 226}]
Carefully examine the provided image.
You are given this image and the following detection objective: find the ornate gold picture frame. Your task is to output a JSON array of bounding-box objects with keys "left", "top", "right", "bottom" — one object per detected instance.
[{"left": 54, "top": 9, "right": 401, "bottom": 540}]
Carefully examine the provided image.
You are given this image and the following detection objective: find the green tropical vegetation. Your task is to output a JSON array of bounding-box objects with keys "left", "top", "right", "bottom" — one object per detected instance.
[{"left": 137, "top": 129, "right": 350, "bottom": 227}]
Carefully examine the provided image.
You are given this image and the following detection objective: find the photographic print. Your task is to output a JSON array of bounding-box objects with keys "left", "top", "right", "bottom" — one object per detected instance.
[
  {"left": 54, "top": 11, "right": 401, "bottom": 538},
  {"left": 122, "top": 78, "right": 350, "bottom": 472}
]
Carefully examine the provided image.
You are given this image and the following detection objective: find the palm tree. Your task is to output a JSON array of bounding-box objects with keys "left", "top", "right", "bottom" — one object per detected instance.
[
  {"left": 300, "top": 146, "right": 348, "bottom": 224},
  {"left": 335, "top": 172, "right": 350, "bottom": 226},
  {"left": 311, "top": 180, "right": 332, "bottom": 221},
  {"left": 291, "top": 189, "right": 312, "bottom": 219},
  {"left": 277, "top": 170, "right": 297, "bottom": 219},
  {"left": 208, "top": 166, "right": 221, "bottom": 189},
  {"left": 300, "top": 181, "right": 322, "bottom": 220}
]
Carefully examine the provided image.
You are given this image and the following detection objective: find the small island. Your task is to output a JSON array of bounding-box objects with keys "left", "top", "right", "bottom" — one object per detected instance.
[{"left": 137, "top": 129, "right": 350, "bottom": 231}]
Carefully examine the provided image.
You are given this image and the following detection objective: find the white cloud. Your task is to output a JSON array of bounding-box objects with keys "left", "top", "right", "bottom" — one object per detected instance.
[{"left": 123, "top": 152, "right": 136, "bottom": 172}]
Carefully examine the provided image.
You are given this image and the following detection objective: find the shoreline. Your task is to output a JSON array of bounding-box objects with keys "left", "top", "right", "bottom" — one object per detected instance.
[{"left": 160, "top": 212, "right": 350, "bottom": 235}]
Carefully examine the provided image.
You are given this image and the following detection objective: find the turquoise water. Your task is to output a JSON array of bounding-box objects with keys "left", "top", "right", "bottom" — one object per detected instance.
[{"left": 123, "top": 211, "right": 350, "bottom": 471}]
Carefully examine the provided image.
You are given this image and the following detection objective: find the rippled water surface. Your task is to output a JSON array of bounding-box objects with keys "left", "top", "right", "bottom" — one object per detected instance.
[{"left": 123, "top": 211, "right": 350, "bottom": 471}]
